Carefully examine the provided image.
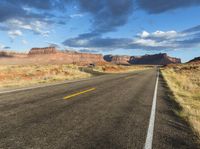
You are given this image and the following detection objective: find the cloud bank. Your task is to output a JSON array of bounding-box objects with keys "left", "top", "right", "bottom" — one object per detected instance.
[
  {"left": 78, "top": 0, "right": 134, "bottom": 33},
  {"left": 1, "top": 0, "right": 200, "bottom": 52},
  {"left": 63, "top": 26, "right": 200, "bottom": 51},
  {"left": 138, "top": 0, "right": 200, "bottom": 14}
]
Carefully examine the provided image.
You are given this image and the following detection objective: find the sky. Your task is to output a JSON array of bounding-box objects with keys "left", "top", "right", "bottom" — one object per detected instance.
[{"left": 0, "top": 0, "right": 200, "bottom": 62}]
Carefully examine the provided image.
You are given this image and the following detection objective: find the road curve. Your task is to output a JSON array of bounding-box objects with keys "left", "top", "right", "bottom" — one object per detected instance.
[{"left": 0, "top": 69, "right": 199, "bottom": 149}]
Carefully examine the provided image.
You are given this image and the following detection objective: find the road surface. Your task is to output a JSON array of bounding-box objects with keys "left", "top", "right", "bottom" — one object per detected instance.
[{"left": 0, "top": 68, "right": 199, "bottom": 149}]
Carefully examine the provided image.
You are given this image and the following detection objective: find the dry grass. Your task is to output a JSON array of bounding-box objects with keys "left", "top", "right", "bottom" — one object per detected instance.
[
  {"left": 0, "top": 64, "right": 151, "bottom": 89},
  {"left": 161, "top": 63, "right": 200, "bottom": 138},
  {"left": 0, "top": 64, "right": 91, "bottom": 88},
  {"left": 93, "top": 64, "right": 152, "bottom": 73}
]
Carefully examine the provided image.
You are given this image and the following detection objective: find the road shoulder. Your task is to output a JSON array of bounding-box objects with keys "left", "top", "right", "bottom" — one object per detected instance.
[{"left": 153, "top": 73, "right": 200, "bottom": 148}]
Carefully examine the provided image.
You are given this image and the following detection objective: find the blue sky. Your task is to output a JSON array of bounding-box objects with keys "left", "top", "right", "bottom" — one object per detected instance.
[{"left": 0, "top": 0, "right": 200, "bottom": 62}]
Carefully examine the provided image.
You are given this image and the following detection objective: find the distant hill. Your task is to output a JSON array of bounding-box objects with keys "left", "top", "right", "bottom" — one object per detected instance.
[
  {"left": 0, "top": 51, "right": 13, "bottom": 57},
  {"left": 0, "top": 47, "right": 106, "bottom": 65},
  {"left": 28, "top": 47, "right": 58, "bottom": 55},
  {"left": 104, "top": 53, "right": 181, "bottom": 65},
  {"left": 188, "top": 57, "right": 200, "bottom": 64},
  {"left": 1, "top": 47, "right": 182, "bottom": 66}
]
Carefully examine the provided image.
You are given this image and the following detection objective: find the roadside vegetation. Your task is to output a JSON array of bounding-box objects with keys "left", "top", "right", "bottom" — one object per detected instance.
[
  {"left": 93, "top": 64, "right": 152, "bottom": 73},
  {"left": 0, "top": 64, "right": 151, "bottom": 89},
  {"left": 0, "top": 64, "right": 91, "bottom": 88},
  {"left": 161, "top": 63, "right": 200, "bottom": 138}
]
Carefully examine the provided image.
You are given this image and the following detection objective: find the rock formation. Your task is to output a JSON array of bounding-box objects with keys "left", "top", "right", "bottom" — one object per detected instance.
[
  {"left": 0, "top": 51, "right": 12, "bottom": 57},
  {"left": 129, "top": 53, "right": 181, "bottom": 65},
  {"left": 1, "top": 47, "right": 181, "bottom": 66},
  {"left": 188, "top": 56, "right": 200, "bottom": 64},
  {"left": 29, "top": 47, "right": 57, "bottom": 55},
  {"left": 27, "top": 48, "right": 105, "bottom": 65},
  {"left": 103, "top": 55, "right": 131, "bottom": 65},
  {"left": 104, "top": 53, "right": 181, "bottom": 65},
  {"left": 60, "top": 51, "right": 104, "bottom": 64}
]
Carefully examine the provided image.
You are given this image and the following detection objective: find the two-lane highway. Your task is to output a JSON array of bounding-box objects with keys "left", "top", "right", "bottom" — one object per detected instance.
[{"left": 0, "top": 69, "right": 199, "bottom": 149}]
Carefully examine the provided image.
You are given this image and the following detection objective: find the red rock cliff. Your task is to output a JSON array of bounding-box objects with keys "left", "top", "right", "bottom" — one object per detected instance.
[
  {"left": 104, "top": 53, "right": 181, "bottom": 65},
  {"left": 29, "top": 47, "right": 57, "bottom": 55},
  {"left": 27, "top": 47, "right": 105, "bottom": 64},
  {"left": 103, "top": 55, "right": 131, "bottom": 65},
  {"left": 129, "top": 53, "right": 181, "bottom": 65}
]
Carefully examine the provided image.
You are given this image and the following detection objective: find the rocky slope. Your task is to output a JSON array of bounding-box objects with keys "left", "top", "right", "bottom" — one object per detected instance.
[
  {"left": 104, "top": 53, "right": 181, "bottom": 65},
  {"left": 188, "top": 57, "right": 200, "bottom": 64}
]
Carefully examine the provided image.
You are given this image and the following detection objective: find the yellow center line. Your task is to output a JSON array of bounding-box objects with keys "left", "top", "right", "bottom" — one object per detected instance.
[{"left": 63, "top": 88, "right": 96, "bottom": 100}]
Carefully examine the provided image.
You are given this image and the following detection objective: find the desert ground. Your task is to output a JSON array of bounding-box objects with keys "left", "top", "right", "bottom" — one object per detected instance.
[
  {"left": 161, "top": 63, "right": 200, "bottom": 138},
  {"left": 0, "top": 49, "right": 199, "bottom": 148},
  {"left": 0, "top": 64, "right": 151, "bottom": 89}
]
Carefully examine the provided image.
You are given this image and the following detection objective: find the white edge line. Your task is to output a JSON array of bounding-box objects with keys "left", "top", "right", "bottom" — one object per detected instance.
[{"left": 144, "top": 69, "right": 159, "bottom": 149}]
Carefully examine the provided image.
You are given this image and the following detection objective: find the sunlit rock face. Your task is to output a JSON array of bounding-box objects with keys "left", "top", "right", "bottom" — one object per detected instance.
[
  {"left": 28, "top": 47, "right": 105, "bottom": 65},
  {"left": 28, "top": 47, "right": 58, "bottom": 55}
]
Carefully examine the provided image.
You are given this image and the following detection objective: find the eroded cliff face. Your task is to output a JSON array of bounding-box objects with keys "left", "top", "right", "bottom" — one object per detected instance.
[
  {"left": 27, "top": 47, "right": 105, "bottom": 65},
  {"left": 28, "top": 47, "right": 57, "bottom": 55},
  {"left": 58, "top": 51, "right": 105, "bottom": 64},
  {"left": 103, "top": 55, "right": 131, "bottom": 65},
  {"left": 1, "top": 47, "right": 181, "bottom": 66},
  {"left": 129, "top": 53, "right": 181, "bottom": 65},
  {"left": 104, "top": 53, "right": 181, "bottom": 65}
]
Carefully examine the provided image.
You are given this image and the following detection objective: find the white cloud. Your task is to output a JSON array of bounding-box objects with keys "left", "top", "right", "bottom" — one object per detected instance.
[
  {"left": 133, "top": 38, "right": 158, "bottom": 47},
  {"left": 70, "top": 13, "right": 84, "bottom": 18},
  {"left": 138, "top": 31, "right": 150, "bottom": 38},
  {"left": 22, "top": 39, "right": 28, "bottom": 45},
  {"left": 152, "top": 30, "right": 178, "bottom": 38},
  {"left": 5, "top": 19, "right": 51, "bottom": 36},
  {"left": 75, "top": 39, "right": 89, "bottom": 46},
  {"left": 131, "top": 30, "right": 191, "bottom": 49},
  {"left": 8, "top": 30, "right": 22, "bottom": 39},
  {"left": 138, "top": 30, "right": 184, "bottom": 40}
]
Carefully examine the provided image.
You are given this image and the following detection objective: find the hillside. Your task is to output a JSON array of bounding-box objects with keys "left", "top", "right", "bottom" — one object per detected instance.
[{"left": 188, "top": 57, "right": 200, "bottom": 64}]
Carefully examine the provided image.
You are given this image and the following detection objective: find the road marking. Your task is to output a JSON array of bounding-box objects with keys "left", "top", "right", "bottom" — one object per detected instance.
[
  {"left": 144, "top": 70, "right": 159, "bottom": 149},
  {"left": 63, "top": 88, "right": 96, "bottom": 100}
]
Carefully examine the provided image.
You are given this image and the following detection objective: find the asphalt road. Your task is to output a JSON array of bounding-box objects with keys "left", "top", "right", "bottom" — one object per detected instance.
[{"left": 0, "top": 68, "right": 199, "bottom": 149}]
